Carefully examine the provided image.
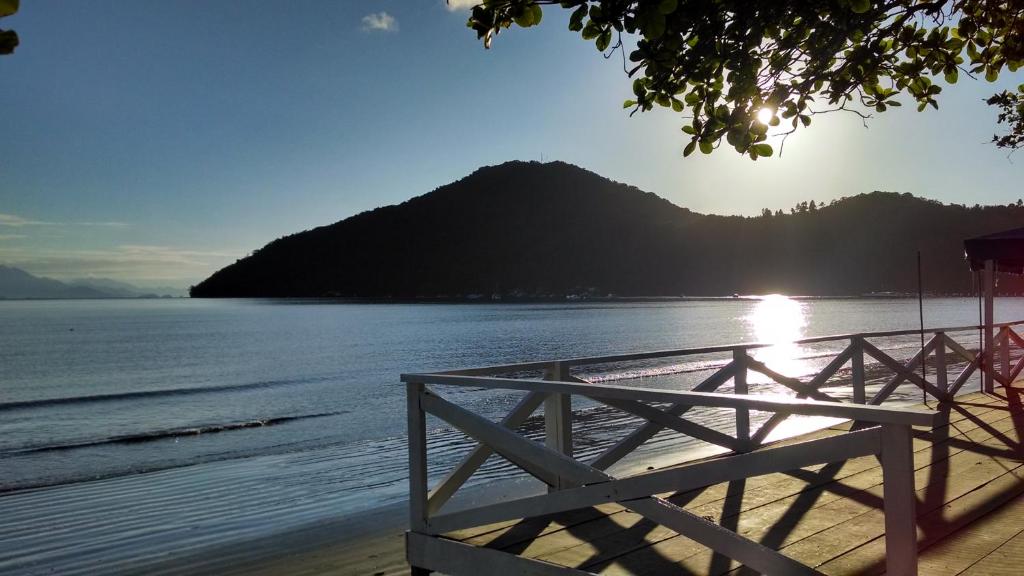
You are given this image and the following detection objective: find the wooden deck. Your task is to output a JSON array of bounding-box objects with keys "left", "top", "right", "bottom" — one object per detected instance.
[{"left": 429, "top": 387, "right": 1024, "bottom": 575}]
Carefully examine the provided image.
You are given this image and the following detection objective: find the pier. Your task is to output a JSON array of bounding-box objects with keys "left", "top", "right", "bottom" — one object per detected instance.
[{"left": 403, "top": 322, "right": 1024, "bottom": 575}]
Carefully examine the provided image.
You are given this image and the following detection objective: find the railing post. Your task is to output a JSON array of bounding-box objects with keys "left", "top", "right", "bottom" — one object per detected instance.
[
  {"left": 407, "top": 381, "right": 429, "bottom": 533},
  {"left": 934, "top": 332, "right": 948, "bottom": 400},
  {"left": 1000, "top": 326, "right": 1011, "bottom": 385},
  {"left": 851, "top": 337, "right": 866, "bottom": 404},
  {"left": 880, "top": 424, "right": 918, "bottom": 576},
  {"left": 733, "top": 348, "right": 750, "bottom": 448},
  {"left": 544, "top": 362, "right": 572, "bottom": 491},
  {"left": 983, "top": 259, "right": 995, "bottom": 393}
]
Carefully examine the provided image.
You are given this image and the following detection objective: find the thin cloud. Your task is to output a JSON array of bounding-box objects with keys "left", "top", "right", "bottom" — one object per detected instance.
[
  {"left": 0, "top": 213, "right": 53, "bottom": 227},
  {"left": 0, "top": 234, "right": 26, "bottom": 241},
  {"left": 362, "top": 11, "right": 398, "bottom": 32},
  {"left": 78, "top": 221, "right": 131, "bottom": 228},
  {"left": 445, "top": 0, "right": 478, "bottom": 10},
  {"left": 0, "top": 212, "right": 129, "bottom": 228},
  {"left": 0, "top": 244, "right": 242, "bottom": 284}
]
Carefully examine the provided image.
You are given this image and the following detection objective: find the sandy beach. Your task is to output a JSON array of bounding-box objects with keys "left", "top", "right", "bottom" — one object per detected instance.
[{"left": 140, "top": 514, "right": 410, "bottom": 576}]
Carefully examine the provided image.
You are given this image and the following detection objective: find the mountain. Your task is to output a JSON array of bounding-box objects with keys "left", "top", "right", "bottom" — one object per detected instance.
[
  {"left": 190, "top": 161, "right": 1024, "bottom": 298},
  {"left": 0, "top": 267, "right": 183, "bottom": 299},
  {"left": 68, "top": 278, "right": 187, "bottom": 298},
  {"left": 0, "top": 266, "right": 111, "bottom": 299}
]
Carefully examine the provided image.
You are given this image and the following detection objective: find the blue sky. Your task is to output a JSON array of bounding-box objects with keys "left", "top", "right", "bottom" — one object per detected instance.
[{"left": 1, "top": 1, "right": 1021, "bottom": 287}]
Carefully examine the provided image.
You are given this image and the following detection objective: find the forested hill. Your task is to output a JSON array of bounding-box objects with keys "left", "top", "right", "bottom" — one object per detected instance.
[{"left": 190, "top": 161, "right": 1024, "bottom": 298}]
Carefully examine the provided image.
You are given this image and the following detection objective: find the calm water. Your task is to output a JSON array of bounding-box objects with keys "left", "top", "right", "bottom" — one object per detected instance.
[{"left": 0, "top": 297, "right": 1021, "bottom": 573}]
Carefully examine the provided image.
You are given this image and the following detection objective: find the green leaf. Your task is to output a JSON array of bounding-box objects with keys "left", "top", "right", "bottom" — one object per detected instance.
[
  {"left": 683, "top": 140, "right": 697, "bottom": 157},
  {"left": 596, "top": 30, "right": 611, "bottom": 51},
  {"left": 643, "top": 13, "right": 666, "bottom": 39},
  {"left": 0, "top": 28, "right": 16, "bottom": 55},
  {"left": 850, "top": 0, "right": 870, "bottom": 14},
  {"left": 753, "top": 143, "right": 774, "bottom": 157},
  {"left": 944, "top": 69, "right": 959, "bottom": 84},
  {"left": 513, "top": 7, "right": 535, "bottom": 27},
  {"left": 529, "top": 4, "right": 543, "bottom": 26},
  {"left": 0, "top": 0, "right": 18, "bottom": 19},
  {"left": 681, "top": 125, "right": 695, "bottom": 135},
  {"left": 985, "top": 67, "right": 999, "bottom": 82},
  {"left": 658, "top": 0, "right": 678, "bottom": 15},
  {"left": 671, "top": 98, "right": 684, "bottom": 113},
  {"left": 568, "top": 5, "right": 586, "bottom": 32},
  {"left": 698, "top": 140, "right": 713, "bottom": 154},
  {"left": 623, "top": 99, "right": 637, "bottom": 109}
]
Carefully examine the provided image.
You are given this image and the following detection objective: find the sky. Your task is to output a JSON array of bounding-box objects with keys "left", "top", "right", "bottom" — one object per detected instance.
[{"left": 1, "top": 1, "right": 1022, "bottom": 288}]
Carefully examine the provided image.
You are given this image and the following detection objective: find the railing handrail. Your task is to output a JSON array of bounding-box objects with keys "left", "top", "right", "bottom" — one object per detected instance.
[
  {"left": 405, "top": 321, "right": 1024, "bottom": 575},
  {"left": 400, "top": 373, "right": 938, "bottom": 427},
  {"left": 428, "top": 320, "right": 1024, "bottom": 377}
]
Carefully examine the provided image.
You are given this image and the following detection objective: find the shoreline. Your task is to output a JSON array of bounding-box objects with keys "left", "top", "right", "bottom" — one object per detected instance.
[
  {"left": 0, "top": 356, "right": 974, "bottom": 575},
  {"left": 134, "top": 500, "right": 413, "bottom": 576},
  {"left": 130, "top": 429, "right": 812, "bottom": 575},
  {"left": 2, "top": 294, "right": 1007, "bottom": 303}
]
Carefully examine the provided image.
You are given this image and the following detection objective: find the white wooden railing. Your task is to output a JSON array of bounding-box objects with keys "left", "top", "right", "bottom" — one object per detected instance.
[{"left": 403, "top": 321, "right": 1024, "bottom": 576}]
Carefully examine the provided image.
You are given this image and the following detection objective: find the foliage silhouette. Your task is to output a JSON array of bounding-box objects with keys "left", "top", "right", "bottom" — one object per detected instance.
[
  {"left": 0, "top": 0, "right": 18, "bottom": 55},
  {"left": 463, "top": 1, "right": 1024, "bottom": 156}
]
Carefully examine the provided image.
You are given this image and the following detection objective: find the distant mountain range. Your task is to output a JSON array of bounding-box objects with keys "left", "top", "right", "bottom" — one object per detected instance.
[
  {"left": 0, "top": 266, "right": 184, "bottom": 299},
  {"left": 190, "top": 160, "right": 1024, "bottom": 298}
]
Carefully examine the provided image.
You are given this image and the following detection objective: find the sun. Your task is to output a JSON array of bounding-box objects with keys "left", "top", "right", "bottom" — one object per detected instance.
[{"left": 756, "top": 107, "right": 775, "bottom": 125}]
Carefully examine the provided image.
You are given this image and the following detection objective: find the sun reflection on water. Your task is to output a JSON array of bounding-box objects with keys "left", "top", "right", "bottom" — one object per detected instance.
[{"left": 747, "top": 294, "right": 809, "bottom": 383}]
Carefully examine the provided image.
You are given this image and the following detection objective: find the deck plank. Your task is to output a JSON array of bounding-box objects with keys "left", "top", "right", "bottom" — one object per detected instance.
[
  {"left": 461, "top": 392, "right": 1003, "bottom": 557},
  {"left": 590, "top": 400, "right": 1024, "bottom": 574},
  {"left": 432, "top": 391, "right": 1024, "bottom": 574},
  {"left": 480, "top": 393, "right": 1005, "bottom": 568},
  {"left": 425, "top": 390, "right": 1024, "bottom": 575}
]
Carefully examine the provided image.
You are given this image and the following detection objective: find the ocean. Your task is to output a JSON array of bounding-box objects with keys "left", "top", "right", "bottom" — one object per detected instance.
[{"left": 0, "top": 297, "right": 1019, "bottom": 574}]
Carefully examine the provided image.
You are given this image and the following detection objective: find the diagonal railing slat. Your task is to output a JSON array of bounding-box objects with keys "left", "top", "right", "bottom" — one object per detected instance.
[
  {"left": 944, "top": 333, "right": 978, "bottom": 363},
  {"left": 746, "top": 358, "right": 842, "bottom": 403},
  {"left": 427, "top": 390, "right": 547, "bottom": 514},
  {"left": 865, "top": 337, "right": 945, "bottom": 404},
  {"left": 748, "top": 344, "right": 853, "bottom": 446},
  {"left": 948, "top": 353, "right": 981, "bottom": 397},
  {"left": 585, "top": 364, "right": 736, "bottom": 470},
  {"left": 426, "top": 428, "right": 881, "bottom": 535},
  {"left": 420, "top": 390, "right": 573, "bottom": 489},
  {"left": 416, "top": 384, "right": 834, "bottom": 575},
  {"left": 594, "top": 396, "right": 744, "bottom": 453},
  {"left": 1007, "top": 326, "right": 1024, "bottom": 349}
]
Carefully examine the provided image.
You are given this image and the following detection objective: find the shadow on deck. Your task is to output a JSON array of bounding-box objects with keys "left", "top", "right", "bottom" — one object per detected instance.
[{"left": 432, "top": 388, "right": 1024, "bottom": 575}]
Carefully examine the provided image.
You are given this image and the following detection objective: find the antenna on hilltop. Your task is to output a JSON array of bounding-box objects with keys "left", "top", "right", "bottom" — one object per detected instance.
[{"left": 540, "top": 153, "right": 545, "bottom": 163}]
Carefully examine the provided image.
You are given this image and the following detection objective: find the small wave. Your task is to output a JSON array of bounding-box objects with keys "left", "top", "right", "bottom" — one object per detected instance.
[
  {"left": 585, "top": 358, "right": 732, "bottom": 383},
  {"left": 3, "top": 411, "right": 347, "bottom": 456},
  {"left": 0, "top": 376, "right": 336, "bottom": 413},
  {"left": 584, "top": 340, "right": 933, "bottom": 385}
]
